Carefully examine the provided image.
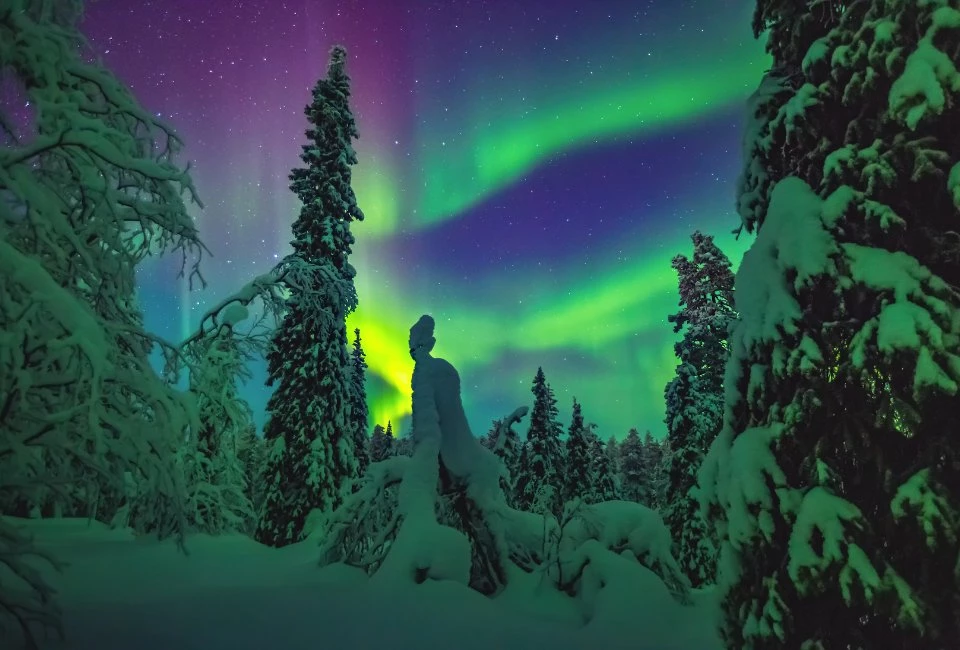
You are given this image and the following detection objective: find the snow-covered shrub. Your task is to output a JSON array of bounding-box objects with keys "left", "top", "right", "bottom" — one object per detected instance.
[{"left": 555, "top": 500, "right": 691, "bottom": 608}]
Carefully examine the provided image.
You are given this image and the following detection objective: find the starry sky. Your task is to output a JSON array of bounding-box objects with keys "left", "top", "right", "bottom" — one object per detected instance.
[{"left": 81, "top": 0, "right": 768, "bottom": 440}]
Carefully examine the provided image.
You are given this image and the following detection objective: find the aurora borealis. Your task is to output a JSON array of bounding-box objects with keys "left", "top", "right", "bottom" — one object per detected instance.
[{"left": 81, "top": 0, "right": 767, "bottom": 440}]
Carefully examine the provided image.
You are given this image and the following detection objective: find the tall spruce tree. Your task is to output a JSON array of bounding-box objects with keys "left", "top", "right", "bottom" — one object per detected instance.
[
  {"left": 663, "top": 231, "right": 736, "bottom": 586},
  {"left": 256, "top": 46, "right": 364, "bottom": 547},
  {"left": 513, "top": 367, "right": 565, "bottom": 512},
  {"left": 701, "top": 2, "right": 960, "bottom": 648},
  {"left": 349, "top": 328, "right": 370, "bottom": 479},
  {"left": 562, "top": 398, "right": 592, "bottom": 504}
]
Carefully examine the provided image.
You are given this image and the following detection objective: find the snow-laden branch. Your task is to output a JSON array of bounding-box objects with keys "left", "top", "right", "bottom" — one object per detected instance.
[
  {"left": 179, "top": 255, "right": 356, "bottom": 355},
  {"left": 491, "top": 406, "right": 528, "bottom": 453}
]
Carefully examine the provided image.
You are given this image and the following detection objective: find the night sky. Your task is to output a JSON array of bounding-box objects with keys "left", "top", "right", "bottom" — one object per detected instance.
[{"left": 81, "top": 0, "right": 768, "bottom": 440}]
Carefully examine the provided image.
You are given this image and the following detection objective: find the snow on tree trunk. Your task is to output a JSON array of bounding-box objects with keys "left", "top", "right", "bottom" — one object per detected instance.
[{"left": 481, "top": 408, "right": 526, "bottom": 506}]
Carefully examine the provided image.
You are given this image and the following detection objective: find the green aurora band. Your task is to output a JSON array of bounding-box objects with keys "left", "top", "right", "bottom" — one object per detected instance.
[
  {"left": 270, "top": 9, "right": 770, "bottom": 436},
  {"left": 413, "top": 36, "right": 771, "bottom": 227},
  {"left": 350, "top": 208, "right": 752, "bottom": 437}
]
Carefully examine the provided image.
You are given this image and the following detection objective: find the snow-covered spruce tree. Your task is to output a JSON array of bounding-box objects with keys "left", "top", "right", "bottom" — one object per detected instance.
[
  {"left": 664, "top": 231, "right": 736, "bottom": 586},
  {"left": 562, "top": 398, "right": 592, "bottom": 504},
  {"left": 700, "top": 2, "right": 960, "bottom": 647},
  {"left": 513, "top": 367, "right": 565, "bottom": 513},
  {"left": 663, "top": 231, "right": 736, "bottom": 586},
  {"left": 587, "top": 435, "right": 620, "bottom": 503},
  {"left": 0, "top": 0, "right": 205, "bottom": 643},
  {"left": 641, "top": 432, "right": 668, "bottom": 510},
  {"left": 349, "top": 328, "right": 370, "bottom": 479},
  {"left": 369, "top": 424, "right": 394, "bottom": 463},
  {"left": 255, "top": 45, "right": 364, "bottom": 547},
  {"left": 604, "top": 435, "right": 620, "bottom": 476},
  {"left": 618, "top": 428, "right": 646, "bottom": 503}
]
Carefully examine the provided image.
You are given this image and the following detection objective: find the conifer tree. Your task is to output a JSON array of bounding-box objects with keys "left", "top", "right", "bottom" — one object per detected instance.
[
  {"left": 640, "top": 431, "right": 667, "bottom": 510},
  {"left": 256, "top": 46, "right": 364, "bottom": 547},
  {"left": 237, "top": 425, "right": 266, "bottom": 531},
  {"left": 349, "top": 328, "right": 370, "bottom": 479},
  {"left": 662, "top": 230, "right": 736, "bottom": 585},
  {"left": 701, "top": 2, "right": 960, "bottom": 647},
  {"left": 618, "top": 428, "right": 646, "bottom": 504},
  {"left": 562, "top": 398, "right": 592, "bottom": 504},
  {"left": 513, "top": 367, "right": 564, "bottom": 512},
  {"left": 369, "top": 424, "right": 394, "bottom": 463},
  {"left": 479, "top": 420, "right": 501, "bottom": 452},
  {"left": 188, "top": 326, "right": 254, "bottom": 460},
  {"left": 587, "top": 435, "right": 620, "bottom": 503},
  {"left": 604, "top": 435, "right": 620, "bottom": 478}
]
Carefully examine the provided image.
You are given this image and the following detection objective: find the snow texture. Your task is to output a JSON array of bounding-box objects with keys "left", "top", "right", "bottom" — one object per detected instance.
[
  {"left": 5, "top": 517, "right": 720, "bottom": 650},
  {"left": 950, "top": 162, "right": 960, "bottom": 210},
  {"left": 734, "top": 177, "right": 837, "bottom": 380},
  {"left": 787, "top": 487, "right": 879, "bottom": 603},
  {"left": 844, "top": 243, "right": 960, "bottom": 397},
  {"left": 887, "top": 5, "right": 960, "bottom": 130},
  {"left": 891, "top": 469, "right": 958, "bottom": 550}
]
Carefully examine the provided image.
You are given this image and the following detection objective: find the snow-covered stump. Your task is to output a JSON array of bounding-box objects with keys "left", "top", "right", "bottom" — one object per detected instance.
[
  {"left": 320, "top": 316, "right": 515, "bottom": 594},
  {"left": 318, "top": 315, "right": 691, "bottom": 609}
]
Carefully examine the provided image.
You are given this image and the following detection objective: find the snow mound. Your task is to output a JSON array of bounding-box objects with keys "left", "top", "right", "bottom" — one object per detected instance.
[{"left": 6, "top": 517, "right": 720, "bottom": 650}]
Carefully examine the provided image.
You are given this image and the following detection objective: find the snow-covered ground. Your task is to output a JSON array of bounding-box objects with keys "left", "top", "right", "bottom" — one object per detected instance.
[{"left": 15, "top": 518, "right": 721, "bottom": 650}]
